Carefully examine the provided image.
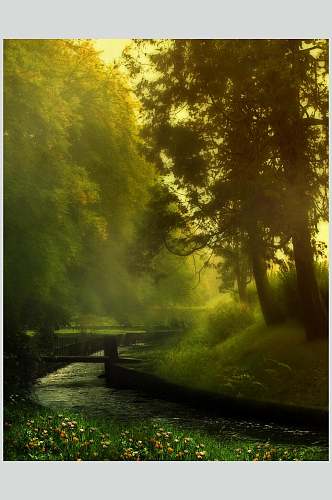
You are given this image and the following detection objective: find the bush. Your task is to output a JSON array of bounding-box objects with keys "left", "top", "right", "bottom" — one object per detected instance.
[{"left": 206, "top": 301, "right": 255, "bottom": 344}]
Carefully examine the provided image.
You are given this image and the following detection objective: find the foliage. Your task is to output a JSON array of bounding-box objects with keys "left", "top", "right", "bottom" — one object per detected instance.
[
  {"left": 4, "top": 39, "right": 200, "bottom": 358},
  {"left": 125, "top": 39, "right": 328, "bottom": 337}
]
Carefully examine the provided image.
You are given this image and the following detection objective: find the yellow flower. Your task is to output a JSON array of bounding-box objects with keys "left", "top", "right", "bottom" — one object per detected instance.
[{"left": 167, "top": 447, "right": 174, "bottom": 454}]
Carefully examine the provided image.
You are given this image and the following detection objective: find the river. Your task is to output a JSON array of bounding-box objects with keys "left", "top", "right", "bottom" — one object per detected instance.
[{"left": 32, "top": 357, "right": 328, "bottom": 449}]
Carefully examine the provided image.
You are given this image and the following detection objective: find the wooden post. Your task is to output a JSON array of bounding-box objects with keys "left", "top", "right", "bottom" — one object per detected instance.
[
  {"left": 104, "top": 357, "right": 112, "bottom": 382},
  {"left": 103, "top": 337, "right": 119, "bottom": 381},
  {"left": 104, "top": 336, "right": 119, "bottom": 360}
]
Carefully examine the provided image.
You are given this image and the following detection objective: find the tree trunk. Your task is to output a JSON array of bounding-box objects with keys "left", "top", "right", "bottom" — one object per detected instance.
[
  {"left": 270, "top": 40, "right": 328, "bottom": 341},
  {"left": 235, "top": 265, "right": 248, "bottom": 305},
  {"left": 251, "top": 251, "right": 281, "bottom": 325},
  {"left": 292, "top": 215, "right": 328, "bottom": 340}
]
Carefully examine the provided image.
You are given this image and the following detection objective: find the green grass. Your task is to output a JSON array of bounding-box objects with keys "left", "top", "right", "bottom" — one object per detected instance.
[
  {"left": 4, "top": 398, "right": 327, "bottom": 461},
  {"left": 143, "top": 320, "right": 328, "bottom": 409}
]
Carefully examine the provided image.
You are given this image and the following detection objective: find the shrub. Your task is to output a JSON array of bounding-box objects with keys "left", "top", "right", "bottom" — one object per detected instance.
[{"left": 206, "top": 301, "right": 255, "bottom": 344}]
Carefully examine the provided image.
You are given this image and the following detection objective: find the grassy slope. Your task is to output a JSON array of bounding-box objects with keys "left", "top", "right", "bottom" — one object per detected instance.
[
  {"left": 149, "top": 321, "right": 328, "bottom": 409},
  {"left": 4, "top": 399, "right": 327, "bottom": 461}
]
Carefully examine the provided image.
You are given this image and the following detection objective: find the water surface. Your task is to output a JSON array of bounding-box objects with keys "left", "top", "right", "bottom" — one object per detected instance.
[{"left": 32, "top": 358, "right": 328, "bottom": 449}]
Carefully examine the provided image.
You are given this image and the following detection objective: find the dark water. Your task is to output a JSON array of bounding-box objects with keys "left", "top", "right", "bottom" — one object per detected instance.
[{"left": 32, "top": 358, "right": 328, "bottom": 450}]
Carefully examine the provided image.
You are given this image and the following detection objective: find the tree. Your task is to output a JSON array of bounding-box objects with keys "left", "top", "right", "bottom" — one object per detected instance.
[
  {"left": 256, "top": 40, "right": 328, "bottom": 339},
  {"left": 4, "top": 39, "right": 154, "bottom": 345},
  {"left": 125, "top": 39, "right": 328, "bottom": 337},
  {"left": 125, "top": 40, "right": 286, "bottom": 325}
]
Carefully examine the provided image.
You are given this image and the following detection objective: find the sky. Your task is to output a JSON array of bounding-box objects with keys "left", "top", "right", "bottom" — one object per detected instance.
[{"left": 94, "top": 39, "right": 131, "bottom": 63}]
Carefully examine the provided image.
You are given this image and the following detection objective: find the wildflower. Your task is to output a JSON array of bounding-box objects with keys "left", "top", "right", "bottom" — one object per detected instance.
[
  {"left": 154, "top": 441, "right": 163, "bottom": 449},
  {"left": 60, "top": 431, "right": 66, "bottom": 438},
  {"left": 79, "top": 428, "right": 84, "bottom": 433},
  {"left": 167, "top": 447, "right": 174, "bottom": 454},
  {"left": 72, "top": 437, "right": 79, "bottom": 444}
]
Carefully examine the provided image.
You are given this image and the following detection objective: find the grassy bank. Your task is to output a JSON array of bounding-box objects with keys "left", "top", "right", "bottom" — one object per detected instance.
[
  {"left": 4, "top": 398, "right": 328, "bottom": 461},
  {"left": 139, "top": 320, "right": 328, "bottom": 410}
]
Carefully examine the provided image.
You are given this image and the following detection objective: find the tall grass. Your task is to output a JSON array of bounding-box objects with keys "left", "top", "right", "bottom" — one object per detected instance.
[{"left": 271, "top": 260, "right": 328, "bottom": 321}]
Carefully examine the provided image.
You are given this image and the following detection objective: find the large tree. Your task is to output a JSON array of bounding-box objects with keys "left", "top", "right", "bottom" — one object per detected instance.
[
  {"left": 125, "top": 39, "right": 328, "bottom": 338},
  {"left": 4, "top": 40, "right": 154, "bottom": 343},
  {"left": 264, "top": 40, "right": 328, "bottom": 339}
]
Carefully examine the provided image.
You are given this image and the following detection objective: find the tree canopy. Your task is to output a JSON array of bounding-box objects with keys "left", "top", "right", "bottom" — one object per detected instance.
[{"left": 124, "top": 39, "right": 328, "bottom": 339}]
